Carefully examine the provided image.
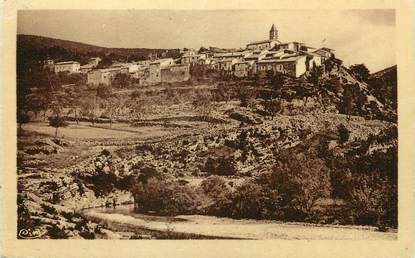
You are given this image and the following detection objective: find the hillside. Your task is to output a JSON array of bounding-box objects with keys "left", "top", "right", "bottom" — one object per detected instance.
[
  {"left": 367, "top": 65, "right": 397, "bottom": 111},
  {"left": 370, "top": 65, "right": 397, "bottom": 80},
  {"left": 17, "top": 34, "right": 181, "bottom": 62}
]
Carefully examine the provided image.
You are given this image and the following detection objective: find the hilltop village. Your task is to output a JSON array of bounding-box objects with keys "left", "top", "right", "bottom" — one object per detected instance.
[
  {"left": 43, "top": 25, "right": 335, "bottom": 86},
  {"left": 16, "top": 21, "right": 398, "bottom": 240}
]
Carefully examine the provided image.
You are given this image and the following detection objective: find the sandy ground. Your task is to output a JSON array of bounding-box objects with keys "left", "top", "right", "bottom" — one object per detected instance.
[{"left": 85, "top": 206, "right": 397, "bottom": 240}]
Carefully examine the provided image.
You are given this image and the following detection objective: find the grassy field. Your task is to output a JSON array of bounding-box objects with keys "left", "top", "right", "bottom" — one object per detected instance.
[{"left": 23, "top": 121, "right": 172, "bottom": 140}]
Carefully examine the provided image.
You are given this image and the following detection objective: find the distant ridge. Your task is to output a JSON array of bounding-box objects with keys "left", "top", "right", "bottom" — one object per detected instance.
[
  {"left": 370, "top": 65, "right": 397, "bottom": 79},
  {"left": 17, "top": 34, "right": 181, "bottom": 61}
]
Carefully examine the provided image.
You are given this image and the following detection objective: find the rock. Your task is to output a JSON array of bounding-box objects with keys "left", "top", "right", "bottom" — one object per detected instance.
[
  {"left": 229, "top": 110, "right": 262, "bottom": 125},
  {"left": 51, "top": 138, "right": 73, "bottom": 147},
  {"left": 101, "top": 229, "right": 123, "bottom": 239},
  {"left": 25, "top": 138, "right": 64, "bottom": 155},
  {"left": 102, "top": 166, "right": 111, "bottom": 173}
]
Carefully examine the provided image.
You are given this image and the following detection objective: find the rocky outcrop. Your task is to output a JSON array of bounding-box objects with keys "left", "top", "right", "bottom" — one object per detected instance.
[{"left": 25, "top": 139, "right": 64, "bottom": 155}]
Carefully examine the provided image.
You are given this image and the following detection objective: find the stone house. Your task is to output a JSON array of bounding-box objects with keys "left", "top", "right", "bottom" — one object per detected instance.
[
  {"left": 234, "top": 60, "right": 255, "bottom": 78},
  {"left": 218, "top": 58, "right": 239, "bottom": 71},
  {"left": 256, "top": 55, "right": 307, "bottom": 78},
  {"left": 313, "top": 48, "right": 335, "bottom": 63},
  {"left": 80, "top": 64, "right": 95, "bottom": 74},
  {"left": 88, "top": 57, "right": 102, "bottom": 67},
  {"left": 244, "top": 50, "right": 268, "bottom": 62},
  {"left": 136, "top": 60, "right": 151, "bottom": 67},
  {"left": 147, "top": 58, "right": 175, "bottom": 84},
  {"left": 247, "top": 40, "right": 280, "bottom": 51},
  {"left": 277, "top": 42, "right": 304, "bottom": 52},
  {"left": 87, "top": 67, "right": 128, "bottom": 86},
  {"left": 300, "top": 51, "right": 323, "bottom": 70},
  {"left": 212, "top": 52, "right": 248, "bottom": 63},
  {"left": 161, "top": 64, "right": 190, "bottom": 83},
  {"left": 111, "top": 63, "right": 139, "bottom": 77},
  {"left": 181, "top": 53, "right": 207, "bottom": 65},
  {"left": 54, "top": 61, "right": 80, "bottom": 73}
]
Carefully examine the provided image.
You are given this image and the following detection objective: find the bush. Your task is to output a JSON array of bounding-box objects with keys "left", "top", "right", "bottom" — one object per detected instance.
[
  {"left": 130, "top": 90, "right": 141, "bottom": 99},
  {"left": 200, "top": 176, "right": 233, "bottom": 216},
  {"left": 132, "top": 178, "right": 201, "bottom": 215},
  {"left": 204, "top": 156, "right": 236, "bottom": 176},
  {"left": 263, "top": 98, "right": 282, "bottom": 119},
  {"left": 17, "top": 109, "right": 31, "bottom": 135},
  {"left": 345, "top": 171, "right": 397, "bottom": 228},
  {"left": 337, "top": 124, "right": 350, "bottom": 144},
  {"left": 267, "top": 151, "right": 331, "bottom": 219},
  {"left": 96, "top": 84, "right": 112, "bottom": 99},
  {"left": 48, "top": 115, "right": 68, "bottom": 138},
  {"left": 325, "top": 128, "right": 397, "bottom": 228},
  {"left": 231, "top": 180, "right": 276, "bottom": 219},
  {"left": 237, "top": 86, "right": 256, "bottom": 107},
  {"left": 349, "top": 64, "right": 370, "bottom": 82}
]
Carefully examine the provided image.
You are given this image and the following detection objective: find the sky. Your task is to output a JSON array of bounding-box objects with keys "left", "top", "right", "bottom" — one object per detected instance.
[{"left": 17, "top": 9, "right": 395, "bottom": 72}]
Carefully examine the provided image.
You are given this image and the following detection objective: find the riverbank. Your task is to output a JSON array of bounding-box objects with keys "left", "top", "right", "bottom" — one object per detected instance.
[{"left": 83, "top": 205, "right": 397, "bottom": 240}]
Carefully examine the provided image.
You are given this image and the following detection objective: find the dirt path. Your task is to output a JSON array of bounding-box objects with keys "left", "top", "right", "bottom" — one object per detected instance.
[{"left": 84, "top": 206, "right": 397, "bottom": 240}]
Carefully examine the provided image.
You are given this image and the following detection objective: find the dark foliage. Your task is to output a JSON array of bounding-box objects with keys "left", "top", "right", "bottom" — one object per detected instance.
[
  {"left": 132, "top": 178, "right": 201, "bottom": 215},
  {"left": 337, "top": 124, "right": 350, "bottom": 144},
  {"left": 349, "top": 64, "right": 370, "bottom": 82}
]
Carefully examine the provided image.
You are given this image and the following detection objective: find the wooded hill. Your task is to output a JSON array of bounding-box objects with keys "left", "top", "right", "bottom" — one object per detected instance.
[{"left": 17, "top": 34, "right": 181, "bottom": 64}]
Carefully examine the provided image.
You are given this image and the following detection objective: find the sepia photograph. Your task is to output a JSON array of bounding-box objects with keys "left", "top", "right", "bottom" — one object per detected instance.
[{"left": 13, "top": 9, "right": 400, "bottom": 241}]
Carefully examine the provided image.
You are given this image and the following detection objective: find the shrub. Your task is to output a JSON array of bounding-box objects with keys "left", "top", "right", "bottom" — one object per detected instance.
[
  {"left": 101, "top": 149, "right": 111, "bottom": 157},
  {"left": 130, "top": 90, "right": 141, "bottom": 99},
  {"left": 268, "top": 151, "right": 331, "bottom": 219},
  {"left": 204, "top": 156, "right": 236, "bottom": 176},
  {"left": 48, "top": 224, "right": 70, "bottom": 239},
  {"left": 349, "top": 64, "right": 370, "bottom": 82},
  {"left": 48, "top": 115, "right": 68, "bottom": 138},
  {"left": 96, "top": 84, "right": 112, "bottom": 99},
  {"left": 17, "top": 109, "right": 31, "bottom": 134},
  {"left": 238, "top": 86, "right": 256, "bottom": 107},
  {"left": 132, "top": 178, "right": 201, "bottom": 215},
  {"left": 345, "top": 171, "right": 397, "bottom": 228},
  {"left": 200, "top": 176, "right": 233, "bottom": 216},
  {"left": 230, "top": 180, "right": 276, "bottom": 219},
  {"left": 200, "top": 176, "right": 229, "bottom": 196},
  {"left": 337, "top": 124, "right": 350, "bottom": 144},
  {"left": 263, "top": 98, "right": 282, "bottom": 119}
]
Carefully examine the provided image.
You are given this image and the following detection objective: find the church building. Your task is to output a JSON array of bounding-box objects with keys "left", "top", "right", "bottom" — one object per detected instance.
[{"left": 246, "top": 24, "right": 280, "bottom": 51}]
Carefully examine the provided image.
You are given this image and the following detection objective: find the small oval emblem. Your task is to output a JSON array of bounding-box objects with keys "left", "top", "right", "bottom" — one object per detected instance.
[{"left": 18, "top": 228, "right": 46, "bottom": 239}]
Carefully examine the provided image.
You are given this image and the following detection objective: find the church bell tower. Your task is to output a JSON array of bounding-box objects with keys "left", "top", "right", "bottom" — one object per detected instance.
[{"left": 269, "top": 24, "right": 278, "bottom": 41}]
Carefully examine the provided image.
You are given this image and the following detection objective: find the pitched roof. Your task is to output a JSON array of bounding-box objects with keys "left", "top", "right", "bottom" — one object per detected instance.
[
  {"left": 234, "top": 60, "right": 255, "bottom": 65},
  {"left": 247, "top": 39, "right": 280, "bottom": 45},
  {"left": 320, "top": 47, "right": 335, "bottom": 51},
  {"left": 213, "top": 52, "right": 246, "bottom": 57},
  {"left": 300, "top": 50, "right": 321, "bottom": 56},
  {"left": 257, "top": 55, "right": 305, "bottom": 63},
  {"left": 55, "top": 61, "right": 80, "bottom": 65},
  {"left": 151, "top": 58, "right": 174, "bottom": 64},
  {"left": 80, "top": 64, "right": 94, "bottom": 69},
  {"left": 92, "top": 67, "right": 125, "bottom": 73}
]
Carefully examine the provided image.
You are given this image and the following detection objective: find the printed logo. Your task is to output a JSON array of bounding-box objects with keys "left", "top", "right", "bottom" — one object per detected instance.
[{"left": 18, "top": 228, "right": 47, "bottom": 239}]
